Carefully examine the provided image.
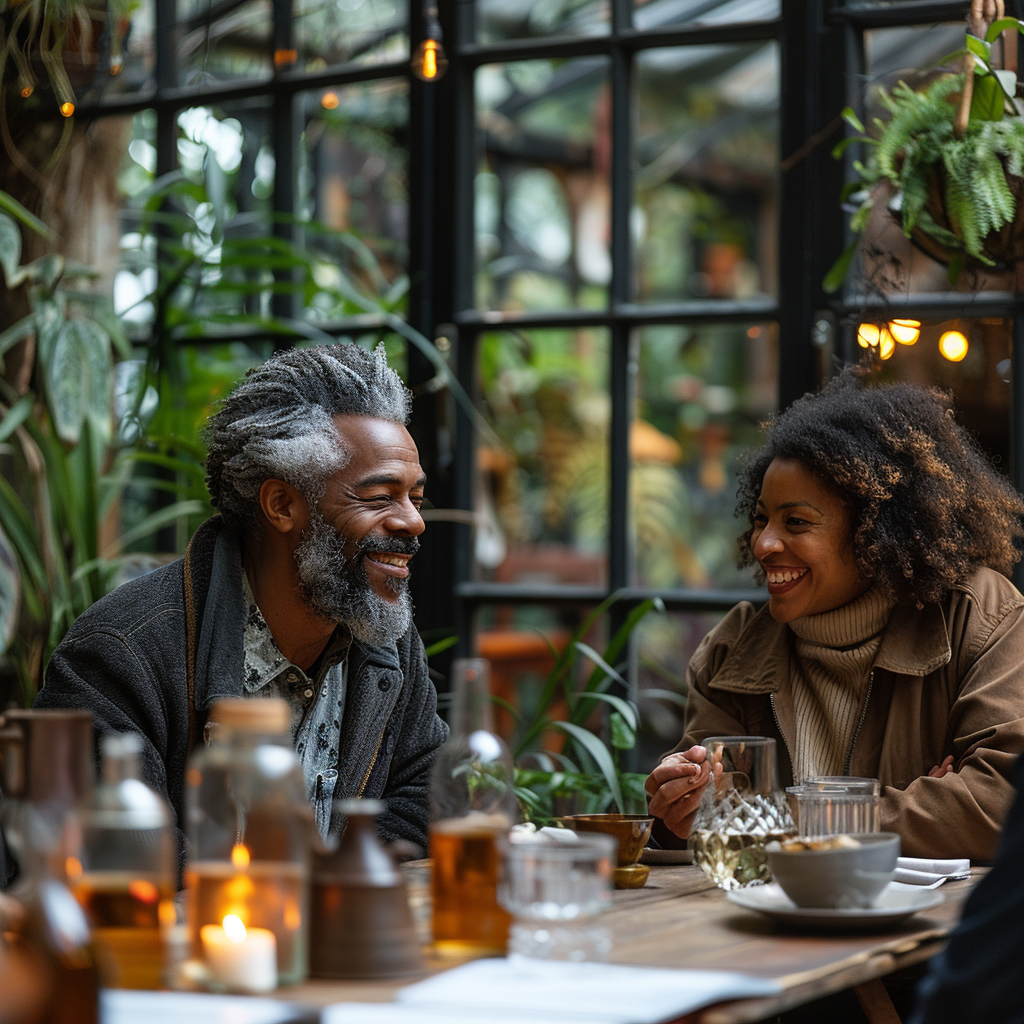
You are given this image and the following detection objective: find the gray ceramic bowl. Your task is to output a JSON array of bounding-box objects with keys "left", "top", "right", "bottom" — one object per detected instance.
[{"left": 766, "top": 832, "right": 900, "bottom": 909}]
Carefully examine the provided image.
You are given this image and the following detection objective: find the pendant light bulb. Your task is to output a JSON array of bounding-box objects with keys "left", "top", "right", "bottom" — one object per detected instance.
[{"left": 412, "top": 5, "right": 447, "bottom": 81}]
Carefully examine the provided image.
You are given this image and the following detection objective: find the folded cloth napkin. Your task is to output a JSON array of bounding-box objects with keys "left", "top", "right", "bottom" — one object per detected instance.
[{"left": 894, "top": 856, "right": 971, "bottom": 887}]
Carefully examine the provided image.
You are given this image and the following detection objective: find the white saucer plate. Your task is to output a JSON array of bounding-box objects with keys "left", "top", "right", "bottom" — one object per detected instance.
[{"left": 726, "top": 882, "right": 945, "bottom": 931}]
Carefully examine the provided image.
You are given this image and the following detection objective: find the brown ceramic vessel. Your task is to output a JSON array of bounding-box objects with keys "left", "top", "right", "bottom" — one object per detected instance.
[{"left": 557, "top": 814, "right": 655, "bottom": 888}]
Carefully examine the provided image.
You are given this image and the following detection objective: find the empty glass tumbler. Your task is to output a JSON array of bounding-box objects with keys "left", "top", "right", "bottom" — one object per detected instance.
[
  {"left": 690, "top": 736, "right": 796, "bottom": 890},
  {"left": 786, "top": 777, "right": 880, "bottom": 839},
  {"left": 498, "top": 833, "right": 617, "bottom": 962}
]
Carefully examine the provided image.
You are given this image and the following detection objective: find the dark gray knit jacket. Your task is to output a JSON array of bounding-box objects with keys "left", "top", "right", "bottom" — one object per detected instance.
[{"left": 36, "top": 517, "right": 447, "bottom": 864}]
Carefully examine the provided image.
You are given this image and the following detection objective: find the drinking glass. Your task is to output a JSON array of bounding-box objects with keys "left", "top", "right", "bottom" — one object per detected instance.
[
  {"left": 690, "top": 736, "right": 796, "bottom": 890},
  {"left": 786, "top": 777, "right": 880, "bottom": 839},
  {"left": 498, "top": 833, "right": 617, "bottom": 962}
]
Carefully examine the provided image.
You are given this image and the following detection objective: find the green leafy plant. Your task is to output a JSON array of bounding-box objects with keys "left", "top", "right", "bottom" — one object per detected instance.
[
  {"left": 827, "top": 14, "right": 1024, "bottom": 289},
  {"left": 502, "top": 593, "right": 683, "bottom": 825},
  {"left": 0, "top": 187, "right": 203, "bottom": 702}
]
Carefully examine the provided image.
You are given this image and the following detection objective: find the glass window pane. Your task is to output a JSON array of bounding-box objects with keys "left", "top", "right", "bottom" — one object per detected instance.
[
  {"left": 104, "top": 0, "right": 156, "bottom": 98},
  {"left": 174, "top": 103, "right": 275, "bottom": 323},
  {"left": 475, "top": 58, "right": 611, "bottom": 313},
  {"left": 632, "top": 321, "right": 777, "bottom": 589},
  {"left": 635, "top": 43, "right": 779, "bottom": 304},
  {"left": 849, "top": 24, "right": 1017, "bottom": 296},
  {"left": 475, "top": 328, "right": 610, "bottom": 587},
  {"left": 476, "top": 0, "right": 608, "bottom": 44},
  {"left": 177, "top": 1, "right": 272, "bottom": 85},
  {"left": 117, "top": 110, "right": 159, "bottom": 333},
  {"left": 293, "top": 0, "right": 408, "bottom": 67},
  {"left": 634, "top": 0, "right": 779, "bottom": 31},
  {"left": 851, "top": 317, "right": 1010, "bottom": 472},
  {"left": 634, "top": 609, "right": 725, "bottom": 769},
  {"left": 298, "top": 80, "right": 409, "bottom": 321}
]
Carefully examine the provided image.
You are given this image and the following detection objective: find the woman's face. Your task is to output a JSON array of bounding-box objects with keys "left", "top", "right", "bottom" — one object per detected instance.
[{"left": 750, "top": 458, "right": 869, "bottom": 624}]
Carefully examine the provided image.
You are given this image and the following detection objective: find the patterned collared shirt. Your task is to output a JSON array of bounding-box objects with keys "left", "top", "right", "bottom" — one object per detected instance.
[{"left": 240, "top": 573, "right": 349, "bottom": 839}]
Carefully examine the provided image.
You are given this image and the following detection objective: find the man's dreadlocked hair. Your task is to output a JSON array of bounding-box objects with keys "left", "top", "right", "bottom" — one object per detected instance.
[
  {"left": 736, "top": 367, "right": 1024, "bottom": 606},
  {"left": 205, "top": 343, "right": 412, "bottom": 537}
]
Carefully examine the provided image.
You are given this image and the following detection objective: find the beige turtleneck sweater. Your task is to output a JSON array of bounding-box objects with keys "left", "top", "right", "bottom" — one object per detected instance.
[{"left": 788, "top": 588, "right": 895, "bottom": 782}]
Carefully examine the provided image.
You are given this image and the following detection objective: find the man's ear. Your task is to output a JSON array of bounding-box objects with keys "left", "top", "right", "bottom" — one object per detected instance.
[{"left": 258, "top": 478, "right": 309, "bottom": 535}]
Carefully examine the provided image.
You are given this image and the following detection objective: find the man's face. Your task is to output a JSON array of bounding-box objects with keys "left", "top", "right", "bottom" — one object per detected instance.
[{"left": 293, "top": 415, "right": 426, "bottom": 645}]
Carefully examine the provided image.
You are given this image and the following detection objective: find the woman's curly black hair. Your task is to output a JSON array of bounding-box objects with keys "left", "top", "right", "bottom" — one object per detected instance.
[{"left": 736, "top": 367, "right": 1024, "bottom": 606}]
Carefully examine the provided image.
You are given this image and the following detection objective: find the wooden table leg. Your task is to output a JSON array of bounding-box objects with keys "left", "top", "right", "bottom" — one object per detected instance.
[{"left": 853, "top": 979, "right": 902, "bottom": 1024}]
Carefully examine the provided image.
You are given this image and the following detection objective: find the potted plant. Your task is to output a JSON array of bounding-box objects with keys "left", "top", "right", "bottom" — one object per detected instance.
[
  {"left": 496, "top": 592, "right": 686, "bottom": 825},
  {"left": 827, "top": 0, "right": 1024, "bottom": 289}
]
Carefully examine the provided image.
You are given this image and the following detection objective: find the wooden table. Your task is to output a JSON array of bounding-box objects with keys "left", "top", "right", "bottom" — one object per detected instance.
[{"left": 286, "top": 864, "right": 978, "bottom": 1024}]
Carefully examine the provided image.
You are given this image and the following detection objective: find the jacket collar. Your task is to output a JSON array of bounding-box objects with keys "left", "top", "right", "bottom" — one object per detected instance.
[
  {"left": 186, "top": 516, "right": 402, "bottom": 710},
  {"left": 708, "top": 597, "right": 951, "bottom": 694}
]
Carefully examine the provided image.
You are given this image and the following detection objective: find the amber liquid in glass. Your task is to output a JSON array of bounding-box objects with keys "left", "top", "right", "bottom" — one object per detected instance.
[
  {"left": 430, "top": 818, "right": 510, "bottom": 957},
  {"left": 185, "top": 860, "right": 307, "bottom": 984},
  {"left": 72, "top": 871, "right": 174, "bottom": 990}
]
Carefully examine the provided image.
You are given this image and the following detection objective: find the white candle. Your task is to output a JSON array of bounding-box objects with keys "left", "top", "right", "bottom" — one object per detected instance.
[{"left": 200, "top": 915, "right": 277, "bottom": 994}]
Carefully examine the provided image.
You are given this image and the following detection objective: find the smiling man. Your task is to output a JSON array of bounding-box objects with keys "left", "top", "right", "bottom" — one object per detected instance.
[{"left": 37, "top": 344, "right": 447, "bottom": 860}]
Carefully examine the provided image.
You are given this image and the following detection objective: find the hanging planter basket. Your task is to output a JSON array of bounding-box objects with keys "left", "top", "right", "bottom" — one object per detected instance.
[{"left": 827, "top": 0, "right": 1024, "bottom": 288}]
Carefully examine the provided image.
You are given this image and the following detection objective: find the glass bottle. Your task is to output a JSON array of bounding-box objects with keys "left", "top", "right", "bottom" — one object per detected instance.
[
  {"left": 184, "top": 698, "right": 310, "bottom": 989},
  {"left": 68, "top": 731, "right": 176, "bottom": 990},
  {"left": 429, "top": 658, "right": 515, "bottom": 958}
]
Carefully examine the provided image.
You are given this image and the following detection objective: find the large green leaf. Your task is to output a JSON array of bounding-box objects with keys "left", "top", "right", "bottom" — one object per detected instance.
[
  {"left": 0, "top": 190, "right": 53, "bottom": 239},
  {"left": 0, "top": 213, "right": 24, "bottom": 287},
  {"left": 0, "top": 520, "right": 20, "bottom": 653},
  {"left": 44, "top": 319, "right": 87, "bottom": 444},
  {"left": 551, "top": 721, "right": 624, "bottom": 813}
]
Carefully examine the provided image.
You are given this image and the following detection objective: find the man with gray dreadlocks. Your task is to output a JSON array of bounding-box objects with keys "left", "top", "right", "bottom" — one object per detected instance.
[{"left": 37, "top": 343, "right": 447, "bottom": 867}]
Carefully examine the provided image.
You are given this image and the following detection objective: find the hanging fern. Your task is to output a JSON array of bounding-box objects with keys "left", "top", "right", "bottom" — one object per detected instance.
[{"left": 844, "top": 72, "right": 1024, "bottom": 267}]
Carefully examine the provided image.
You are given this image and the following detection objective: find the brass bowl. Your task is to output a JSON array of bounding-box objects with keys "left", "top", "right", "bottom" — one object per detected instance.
[{"left": 557, "top": 814, "right": 654, "bottom": 867}]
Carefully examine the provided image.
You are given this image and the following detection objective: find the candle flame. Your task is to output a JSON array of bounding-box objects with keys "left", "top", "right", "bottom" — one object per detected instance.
[
  {"left": 222, "top": 914, "right": 247, "bottom": 943},
  {"left": 129, "top": 879, "right": 160, "bottom": 903},
  {"left": 231, "top": 844, "right": 251, "bottom": 869}
]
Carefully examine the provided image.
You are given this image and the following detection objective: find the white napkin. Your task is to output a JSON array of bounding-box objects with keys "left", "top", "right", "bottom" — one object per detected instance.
[{"left": 894, "top": 856, "right": 971, "bottom": 887}]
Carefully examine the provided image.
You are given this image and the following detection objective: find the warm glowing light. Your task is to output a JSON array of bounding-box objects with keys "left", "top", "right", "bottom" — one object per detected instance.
[
  {"left": 65, "top": 856, "right": 83, "bottom": 880},
  {"left": 158, "top": 900, "right": 177, "bottom": 927},
  {"left": 321, "top": 91, "right": 339, "bottom": 110},
  {"left": 110, "top": 60, "right": 124, "bottom": 76},
  {"left": 274, "top": 48, "right": 297, "bottom": 68},
  {"left": 412, "top": 38, "right": 448, "bottom": 81},
  {"left": 20, "top": 85, "right": 33, "bottom": 98},
  {"left": 889, "top": 319, "right": 921, "bottom": 345},
  {"left": 746, "top": 326, "right": 761, "bottom": 338},
  {"left": 128, "top": 879, "right": 160, "bottom": 903},
  {"left": 231, "top": 844, "right": 251, "bottom": 869},
  {"left": 857, "top": 323, "right": 881, "bottom": 349},
  {"left": 60, "top": 102, "right": 75, "bottom": 117},
  {"left": 222, "top": 914, "right": 247, "bottom": 943},
  {"left": 283, "top": 900, "right": 301, "bottom": 931},
  {"left": 879, "top": 333, "right": 895, "bottom": 360},
  {"left": 939, "top": 330, "right": 969, "bottom": 362}
]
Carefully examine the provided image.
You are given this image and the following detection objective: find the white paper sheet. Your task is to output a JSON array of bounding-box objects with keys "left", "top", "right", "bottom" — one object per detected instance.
[
  {"left": 101, "top": 989, "right": 310, "bottom": 1024},
  {"left": 324, "top": 1005, "right": 612, "bottom": 1024},
  {"left": 391, "top": 957, "right": 782, "bottom": 1023}
]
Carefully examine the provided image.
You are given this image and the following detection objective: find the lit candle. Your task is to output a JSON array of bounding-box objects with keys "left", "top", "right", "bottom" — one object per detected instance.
[{"left": 200, "top": 914, "right": 277, "bottom": 993}]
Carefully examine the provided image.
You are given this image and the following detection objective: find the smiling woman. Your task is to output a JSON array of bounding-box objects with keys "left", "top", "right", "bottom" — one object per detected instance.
[{"left": 646, "top": 366, "right": 1024, "bottom": 862}]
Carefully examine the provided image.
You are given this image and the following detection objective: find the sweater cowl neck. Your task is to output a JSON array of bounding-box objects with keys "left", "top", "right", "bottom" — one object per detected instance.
[{"left": 787, "top": 586, "right": 895, "bottom": 650}]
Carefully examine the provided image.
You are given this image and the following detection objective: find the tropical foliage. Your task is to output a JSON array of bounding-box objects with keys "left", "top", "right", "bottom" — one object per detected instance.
[
  {"left": 505, "top": 593, "right": 684, "bottom": 824},
  {"left": 828, "top": 15, "right": 1024, "bottom": 288}
]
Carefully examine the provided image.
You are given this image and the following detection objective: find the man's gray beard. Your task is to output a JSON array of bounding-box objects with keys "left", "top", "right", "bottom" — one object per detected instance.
[{"left": 294, "top": 513, "right": 414, "bottom": 647}]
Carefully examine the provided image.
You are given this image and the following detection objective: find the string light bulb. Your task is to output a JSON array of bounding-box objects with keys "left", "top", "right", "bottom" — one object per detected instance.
[
  {"left": 856, "top": 323, "right": 881, "bottom": 349},
  {"left": 412, "top": 2, "right": 448, "bottom": 81},
  {"left": 888, "top": 319, "right": 921, "bottom": 345},
  {"left": 60, "top": 101, "right": 75, "bottom": 117},
  {"left": 939, "top": 330, "right": 969, "bottom": 362}
]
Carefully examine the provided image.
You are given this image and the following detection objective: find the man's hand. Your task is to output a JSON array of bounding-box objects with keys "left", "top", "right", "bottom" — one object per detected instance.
[{"left": 645, "top": 745, "right": 713, "bottom": 840}]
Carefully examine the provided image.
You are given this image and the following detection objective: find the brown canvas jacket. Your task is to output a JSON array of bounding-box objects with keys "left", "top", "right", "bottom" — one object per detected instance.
[{"left": 674, "top": 567, "right": 1024, "bottom": 861}]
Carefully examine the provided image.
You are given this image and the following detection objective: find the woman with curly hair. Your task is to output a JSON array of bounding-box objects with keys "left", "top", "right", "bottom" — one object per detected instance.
[{"left": 646, "top": 367, "right": 1024, "bottom": 860}]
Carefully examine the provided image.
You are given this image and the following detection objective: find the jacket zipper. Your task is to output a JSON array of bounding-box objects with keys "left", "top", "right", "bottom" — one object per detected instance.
[
  {"left": 843, "top": 669, "right": 874, "bottom": 776},
  {"left": 769, "top": 693, "right": 794, "bottom": 781},
  {"left": 356, "top": 725, "right": 387, "bottom": 797}
]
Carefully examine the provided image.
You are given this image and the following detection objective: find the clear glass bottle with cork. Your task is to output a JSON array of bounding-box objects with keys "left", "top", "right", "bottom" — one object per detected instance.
[
  {"left": 69, "top": 731, "right": 176, "bottom": 990},
  {"left": 429, "top": 658, "right": 516, "bottom": 958},
  {"left": 184, "top": 697, "right": 310, "bottom": 991}
]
